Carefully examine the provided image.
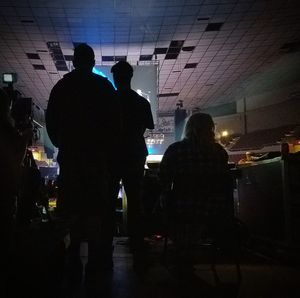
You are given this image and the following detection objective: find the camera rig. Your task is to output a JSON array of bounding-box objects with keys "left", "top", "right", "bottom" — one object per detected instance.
[{"left": 3, "top": 78, "right": 42, "bottom": 146}]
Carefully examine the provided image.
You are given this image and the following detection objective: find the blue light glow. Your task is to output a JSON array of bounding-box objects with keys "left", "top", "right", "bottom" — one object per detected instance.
[
  {"left": 92, "top": 67, "right": 116, "bottom": 89},
  {"left": 147, "top": 145, "right": 154, "bottom": 155}
]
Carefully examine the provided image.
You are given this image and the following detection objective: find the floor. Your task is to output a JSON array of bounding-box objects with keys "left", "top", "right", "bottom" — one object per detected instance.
[
  {"left": 108, "top": 237, "right": 300, "bottom": 298},
  {"left": 5, "top": 234, "right": 300, "bottom": 298}
]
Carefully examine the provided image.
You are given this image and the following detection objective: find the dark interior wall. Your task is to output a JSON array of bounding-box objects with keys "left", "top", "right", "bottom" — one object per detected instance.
[{"left": 212, "top": 80, "right": 300, "bottom": 136}]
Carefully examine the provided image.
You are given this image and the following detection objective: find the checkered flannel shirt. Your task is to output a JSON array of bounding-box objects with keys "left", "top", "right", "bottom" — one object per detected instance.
[{"left": 159, "top": 138, "right": 232, "bottom": 223}]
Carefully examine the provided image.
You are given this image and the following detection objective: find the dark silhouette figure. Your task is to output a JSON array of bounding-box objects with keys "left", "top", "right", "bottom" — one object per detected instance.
[
  {"left": 110, "top": 61, "right": 154, "bottom": 268},
  {"left": 46, "top": 43, "right": 119, "bottom": 293},
  {"left": 0, "top": 88, "right": 31, "bottom": 297},
  {"left": 159, "top": 112, "right": 234, "bottom": 275}
]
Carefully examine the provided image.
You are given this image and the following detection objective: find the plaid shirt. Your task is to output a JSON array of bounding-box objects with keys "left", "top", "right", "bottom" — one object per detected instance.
[{"left": 159, "top": 139, "right": 232, "bottom": 222}]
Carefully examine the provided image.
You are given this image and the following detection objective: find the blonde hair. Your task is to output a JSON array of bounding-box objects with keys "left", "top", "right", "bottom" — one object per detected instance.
[{"left": 184, "top": 112, "right": 215, "bottom": 145}]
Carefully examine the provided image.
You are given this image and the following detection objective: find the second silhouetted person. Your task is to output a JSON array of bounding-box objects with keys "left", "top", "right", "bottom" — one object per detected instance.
[{"left": 110, "top": 61, "right": 154, "bottom": 270}]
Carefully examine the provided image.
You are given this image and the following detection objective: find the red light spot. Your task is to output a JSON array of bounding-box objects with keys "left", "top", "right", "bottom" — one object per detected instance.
[{"left": 154, "top": 234, "right": 163, "bottom": 240}]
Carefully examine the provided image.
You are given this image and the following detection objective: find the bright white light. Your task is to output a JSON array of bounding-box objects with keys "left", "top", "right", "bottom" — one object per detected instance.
[
  {"left": 221, "top": 130, "right": 229, "bottom": 137},
  {"left": 136, "top": 89, "right": 150, "bottom": 102},
  {"left": 146, "top": 155, "right": 163, "bottom": 163}
]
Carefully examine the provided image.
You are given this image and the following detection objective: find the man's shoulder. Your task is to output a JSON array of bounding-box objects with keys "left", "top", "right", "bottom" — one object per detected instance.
[
  {"left": 89, "top": 72, "right": 113, "bottom": 86},
  {"left": 50, "top": 77, "right": 65, "bottom": 94},
  {"left": 213, "top": 142, "right": 228, "bottom": 155},
  {"left": 52, "top": 71, "right": 74, "bottom": 88},
  {"left": 128, "top": 90, "right": 150, "bottom": 106},
  {"left": 53, "top": 71, "right": 114, "bottom": 92},
  {"left": 136, "top": 91, "right": 149, "bottom": 102},
  {"left": 59, "top": 70, "right": 111, "bottom": 83},
  {"left": 91, "top": 72, "right": 109, "bottom": 83},
  {"left": 91, "top": 73, "right": 116, "bottom": 92}
]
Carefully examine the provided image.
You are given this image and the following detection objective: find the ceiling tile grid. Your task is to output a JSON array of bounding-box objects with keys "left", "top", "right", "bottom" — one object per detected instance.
[{"left": 0, "top": 0, "right": 299, "bottom": 112}]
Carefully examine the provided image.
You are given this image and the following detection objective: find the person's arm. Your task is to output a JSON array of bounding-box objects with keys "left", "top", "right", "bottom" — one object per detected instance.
[
  {"left": 141, "top": 99, "right": 154, "bottom": 138},
  {"left": 145, "top": 101, "right": 154, "bottom": 130},
  {"left": 215, "top": 142, "right": 229, "bottom": 165},
  {"left": 159, "top": 144, "right": 177, "bottom": 189},
  {"left": 158, "top": 144, "right": 178, "bottom": 209}
]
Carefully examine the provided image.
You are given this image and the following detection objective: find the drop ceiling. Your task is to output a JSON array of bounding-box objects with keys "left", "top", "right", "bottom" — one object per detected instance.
[{"left": 0, "top": 0, "right": 299, "bottom": 113}]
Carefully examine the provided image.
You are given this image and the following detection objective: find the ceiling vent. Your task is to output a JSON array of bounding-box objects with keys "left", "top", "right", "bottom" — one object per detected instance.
[
  {"left": 205, "top": 22, "right": 223, "bottom": 31},
  {"left": 170, "top": 40, "right": 184, "bottom": 48},
  {"left": 26, "top": 53, "right": 40, "bottom": 59},
  {"left": 139, "top": 55, "right": 153, "bottom": 61},
  {"left": 159, "top": 92, "right": 180, "bottom": 97},
  {"left": 184, "top": 63, "right": 198, "bottom": 69},
  {"left": 32, "top": 64, "right": 45, "bottom": 70},
  {"left": 165, "top": 53, "right": 179, "bottom": 60},
  {"left": 182, "top": 46, "right": 195, "bottom": 52},
  {"left": 47, "top": 41, "right": 69, "bottom": 72},
  {"left": 154, "top": 48, "right": 168, "bottom": 54}
]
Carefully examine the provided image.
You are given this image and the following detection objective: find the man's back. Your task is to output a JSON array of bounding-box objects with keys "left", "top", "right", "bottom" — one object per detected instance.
[
  {"left": 46, "top": 69, "right": 118, "bottom": 163},
  {"left": 117, "top": 89, "right": 154, "bottom": 158},
  {"left": 45, "top": 44, "right": 120, "bottom": 286}
]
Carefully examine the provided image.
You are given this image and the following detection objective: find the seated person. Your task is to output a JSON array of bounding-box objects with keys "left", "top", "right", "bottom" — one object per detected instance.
[
  {"left": 159, "top": 112, "right": 233, "bottom": 274},
  {"left": 238, "top": 151, "right": 254, "bottom": 165}
]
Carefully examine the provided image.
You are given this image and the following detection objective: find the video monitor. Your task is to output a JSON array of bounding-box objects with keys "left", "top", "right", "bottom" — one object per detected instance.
[{"left": 2, "top": 73, "right": 14, "bottom": 83}]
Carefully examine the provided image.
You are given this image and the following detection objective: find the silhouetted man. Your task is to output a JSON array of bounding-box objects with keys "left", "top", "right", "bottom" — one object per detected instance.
[
  {"left": 110, "top": 61, "right": 154, "bottom": 269},
  {"left": 46, "top": 43, "right": 119, "bottom": 291}
]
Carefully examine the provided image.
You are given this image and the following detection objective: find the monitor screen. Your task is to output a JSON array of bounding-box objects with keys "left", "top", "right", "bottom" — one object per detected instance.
[{"left": 3, "top": 73, "right": 13, "bottom": 83}]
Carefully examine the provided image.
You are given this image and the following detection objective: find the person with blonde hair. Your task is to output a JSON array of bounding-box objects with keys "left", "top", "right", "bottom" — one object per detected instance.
[{"left": 159, "top": 112, "right": 233, "bottom": 275}]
